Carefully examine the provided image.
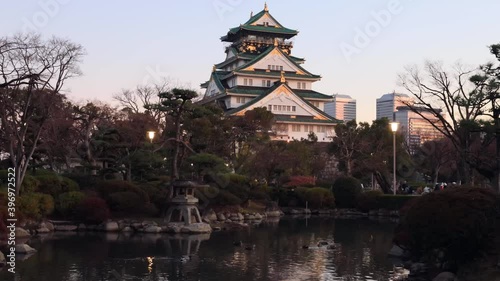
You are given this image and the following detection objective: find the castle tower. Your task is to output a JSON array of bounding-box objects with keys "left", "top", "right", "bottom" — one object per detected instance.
[{"left": 199, "top": 4, "right": 340, "bottom": 142}]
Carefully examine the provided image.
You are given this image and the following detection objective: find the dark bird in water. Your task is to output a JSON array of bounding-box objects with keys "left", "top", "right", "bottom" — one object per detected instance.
[
  {"left": 317, "top": 241, "right": 329, "bottom": 247},
  {"left": 233, "top": 241, "right": 242, "bottom": 246},
  {"left": 302, "top": 245, "right": 309, "bottom": 249}
]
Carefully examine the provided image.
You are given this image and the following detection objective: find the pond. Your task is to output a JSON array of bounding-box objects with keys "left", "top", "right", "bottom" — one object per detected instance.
[{"left": 1, "top": 217, "right": 398, "bottom": 281}]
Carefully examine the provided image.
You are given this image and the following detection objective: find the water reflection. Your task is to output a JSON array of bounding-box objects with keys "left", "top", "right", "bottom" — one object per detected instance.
[{"left": 0, "top": 218, "right": 396, "bottom": 281}]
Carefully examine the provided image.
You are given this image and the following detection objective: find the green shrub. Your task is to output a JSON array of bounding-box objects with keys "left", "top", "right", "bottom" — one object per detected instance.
[
  {"left": 62, "top": 173, "right": 100, "bottom": 190},
  {"left": 198, "top": 186, "right": 242, "bottom": 206},
  {"left": 0, "top": 171, "right": 40, "bottom": 194},
  {"left": 356, "top": 190, "right": 383, "bottom": 212},
  {"left": 228, "top": 173, "right": 249, "bottom": 184},
  {"left": 97, "top": 180, "right": 149, "bottom": 203},
  {"left": 75, "top": 196, "right": 110, "bottom": 224},
  {"left": 109, "top": 191, "right": 143, "bottom": 213},
  {"left": 332, "top": 176, "right": 362, "bottom": 208},
  {"left": 303, "top": 187, "right": 335, "bottom": 209},
  {"left": 18, "top": 193, "right": 55, "bottom": 220},
  {"left": 215, "top": 190, "right": 242, "bottom": 206},
  {"left": 138, "top": 181, "right": 169, "bottom": 213},
  {"left": 378, "top": 195, "right": 416, "bottom": 210},
  {"left": 57, "top": 191, "right": 86, "bottom": 218},
  {"left": 35, "top": 174, "right": 79, "bottom": 197},
  {"left": 394, "top": 187, "right": 500, "bottom": 268},
  {"left": 248, "top": 187, "right": 271, "bottom": 201}
]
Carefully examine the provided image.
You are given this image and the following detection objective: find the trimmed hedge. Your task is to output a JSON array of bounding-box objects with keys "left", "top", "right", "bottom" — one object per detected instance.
[
  {"left": 394, "top": 187, "right": 500, "bottom": 268},
  {"left": 332, "top": 176, "right": 362, "bottom": 208},
  {"left": 35, "top": 174, "right": 79, "bottom": 197},
  {"left": 356, "top": 191, "right": 416, "bottom": 211},
  {"left": 75, "top": 196, "right": 111, "bottom": 224},
  {"left": 18, "top": 193, "right": 55, "bottom": 220},
  {"left": 57, "top": 191, "right": 86, "bottom": 217}
]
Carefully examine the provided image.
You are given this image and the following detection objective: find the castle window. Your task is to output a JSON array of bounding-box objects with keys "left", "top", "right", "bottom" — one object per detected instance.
[
  {"left": 292, "top": 106, "right": 296, "bottom": 112},
  {"left": 268, "top": 105, "right": 272, "bottom": 111},
  {"left": 302, "top": 82, "right": 306, "bottom": 89},
  {"left": 273, "top": 105, "right": 278, "bottom": 111},
  {"left": 248, "top": 79, "right": 253, "bottom": 86},
  {"left": 267, "top": 80, "right": 271, "bottom": 87},
  {"left": 297, "top": 82, "right": 301, "bottom": 89},
  {"left": 244, "top": 78, "right": 248, "bottom": 86},
  {"left": 292, "top": 124, "right": 301, "bottom": 132},
  {"left": 262, "top": 80, "right": 266, "bottom": 87}
]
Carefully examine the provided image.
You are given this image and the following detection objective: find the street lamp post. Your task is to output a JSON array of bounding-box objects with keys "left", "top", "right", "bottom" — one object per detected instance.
[
  {"left": 390, "top": 122, "right": 399, "bottom": 195},
  {"left": 147, "top": 131, "right": 155, "bottom": 143}
]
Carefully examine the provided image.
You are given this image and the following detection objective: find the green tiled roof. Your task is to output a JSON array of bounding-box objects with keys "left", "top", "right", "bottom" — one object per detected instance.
[
  {"left": 233, "top": 46, "right": 319, "bottom": 77},
  {"left": 274, "top": 115, "right": 338, "bottom": 124},
  {"left": 227, "top": 25, "right": 298, "bottom": 36},
  {"left": 225, "top": 82, "right": 340, "bottom": 124},
  {"left": 235, "top": 70, "right": 321, "bottom": 79},
  {"left": 294, "top": 89, "right": 333, "bottom": 100},
  {"left": 227, "top": 86, "right": 332, "bottom": 100}
]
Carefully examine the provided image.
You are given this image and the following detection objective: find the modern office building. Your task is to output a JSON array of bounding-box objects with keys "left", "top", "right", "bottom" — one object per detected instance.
[
  {"left": 324, "top": 94, "right": 356, "bottom": 122},
  {"left": 198, "top": 4, "right": 339, "bottom": 142},
  {"left": 394, "top": 106, "right": 445, "bottom": 154},
  {"left": 376, "top": 92, "right": 413, "bottom": 120}
]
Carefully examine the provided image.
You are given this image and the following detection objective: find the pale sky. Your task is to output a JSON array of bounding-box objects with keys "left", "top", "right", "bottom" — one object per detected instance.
[{"left": 2, "top": 0, "right": 499, "bottom": 122}]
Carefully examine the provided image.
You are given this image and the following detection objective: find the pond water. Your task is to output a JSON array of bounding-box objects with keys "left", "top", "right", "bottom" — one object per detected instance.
[{"left": 1, "top": 217, "right": 398, "bottom": 281}]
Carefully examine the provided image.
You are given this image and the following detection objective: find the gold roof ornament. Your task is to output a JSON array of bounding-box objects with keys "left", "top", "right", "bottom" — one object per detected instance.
[
  {"left": 212, "top": 65, "right": 216, "bottom": 72},
  {"left": 280, "top": 70, "right": 286, "bottom": 83},
  {"left": 250, "top": 11, "right": 253, "bottom": 18},
  {"left": 264, "top": 2, "right": 268, "bottom": 12}
]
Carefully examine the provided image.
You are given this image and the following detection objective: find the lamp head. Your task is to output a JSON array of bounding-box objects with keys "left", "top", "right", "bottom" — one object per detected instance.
[
  {"left": 390, "top": 122, "right": 399, "bottom": 132},
  {"left": 147, "top": 131, "right": 155, "bottom": 141}
]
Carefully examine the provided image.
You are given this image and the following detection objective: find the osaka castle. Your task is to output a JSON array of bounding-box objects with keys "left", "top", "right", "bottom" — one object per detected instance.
[{"left": 199, "top": 4, "right": 339, "bottom": 141}]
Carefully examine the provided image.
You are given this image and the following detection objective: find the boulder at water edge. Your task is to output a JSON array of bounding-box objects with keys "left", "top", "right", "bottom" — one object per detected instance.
[
  {"left": 180, "top": 223, "right": 212, "bottom": 233},
  {"left": 15, "top": 244, "right": 37, "bottom": 254},
  {"left": 433, "top": 272, "right": 458, "bottom": 281},
  {"left": 15, "top": 227, "right": 30, "bottom": 238},
  {"left": 0, "top": 251, "right": 5, "bottom": 266},
  {"left": 104, "top": 221, "right": 120, "bottom": 232}
]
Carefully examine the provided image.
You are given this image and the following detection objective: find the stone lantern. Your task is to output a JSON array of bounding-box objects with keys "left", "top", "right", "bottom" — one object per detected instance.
[{"left": 164, "top": 180, "right": 204, "bottom": 225}]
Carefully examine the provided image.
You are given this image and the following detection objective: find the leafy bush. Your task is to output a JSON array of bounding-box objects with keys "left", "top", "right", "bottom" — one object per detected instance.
[
  {"left": 198, "top": 186, "right": 242, "bottom": 206},
  {"left": 18, "top": 193, "right": 55, "bottom": 220},
  {"left": 283, "top": 176, "right": 316, "bottom": 188},
  {"left": 248, "top": 187, "right": 271, "bottom": 201},
  {"left": 332, "top": 176, "right": 362, "bottom": 208},
  {"left": 57, "top": 191, "right": 86, "bottom": 218},
  {"left": 378, "top": 195, "right": 416, "bottom": 210},
  {"left": 214, "top": 190, "right": 242, "bottom": 206},
  {"left": 63, "top": 173, "right": 100, "bottom": 190},
  {"left": 97, "top": 180, "right": 149, "bottom": 203},
  {"left": 302, "top": 187, "right": 335, "bottom": 209},
  {"left": 75, "top": 196, "right": 111, "bottom": 224},
  {"left": 228, "top": 173, "right": 250, "bottom": 185},
  {"left": 138, "top": 181, "right": 169, "bottom": 213},
  {"left": 0, "top": 170, "right": 40, "bottom": 194},
  {"left": 109, "top": 191, "right": 143, "bottom": 213},
  {"left": 35, "top": 174, "right": 79, "bottom": 197},
  {"left": 394, "top": 187, "right": 500, "bottom": 268}
]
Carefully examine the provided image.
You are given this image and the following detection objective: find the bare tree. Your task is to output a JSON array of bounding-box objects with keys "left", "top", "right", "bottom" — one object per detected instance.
[
  {"left": 0, "top": 33, "right": 85, "bottom": 195},
  {"left": 113, "top": 79, "right": 171, "bottom": 126},
  {"left": 398, "top": 61, "right": 490, "bottom": 184}
]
